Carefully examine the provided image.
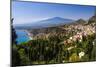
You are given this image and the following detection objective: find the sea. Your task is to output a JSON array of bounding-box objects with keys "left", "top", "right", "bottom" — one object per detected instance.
[{"left": 15, "top": 30, "right": 30, "bottom": 44}]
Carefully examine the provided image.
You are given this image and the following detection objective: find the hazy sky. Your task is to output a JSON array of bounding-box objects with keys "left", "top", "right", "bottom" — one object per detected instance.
[{"left": 12, "top": 1, "right": 96, "bottom": 24}]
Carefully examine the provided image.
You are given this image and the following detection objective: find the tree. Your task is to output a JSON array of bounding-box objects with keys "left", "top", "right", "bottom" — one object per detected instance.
[
  {"left": 11, "top": 18, "right": 21, "bottom": 66},
  {"left": 11, "top": 18, "right": 17, "bottom": 44}
]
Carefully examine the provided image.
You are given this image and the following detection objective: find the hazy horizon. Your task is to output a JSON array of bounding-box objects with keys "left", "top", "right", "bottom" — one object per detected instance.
[{"left": 12, "top": 1, "right": 96, "bottom": 24}]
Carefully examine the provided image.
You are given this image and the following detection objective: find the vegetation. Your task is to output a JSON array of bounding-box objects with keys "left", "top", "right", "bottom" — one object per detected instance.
[
  {"left": 13, "top": 32, "right": 96, "bottom": 66},
  {"left": 12, "top": 15, "right": 96, "bottom": 66},
  {"left": 11, "top": 18, "right": 21, "bottom": 66}
]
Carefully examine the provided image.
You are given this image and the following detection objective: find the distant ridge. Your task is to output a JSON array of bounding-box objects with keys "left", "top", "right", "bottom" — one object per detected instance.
[
  {"left": 75, "top": 19, "right": 86, "bottom": 24},
  {"left": 15, "top": 17, "right": 74, "bottom": 29},
  {"left": 88, "top": 15, "right": 96, "bottom": 24}
]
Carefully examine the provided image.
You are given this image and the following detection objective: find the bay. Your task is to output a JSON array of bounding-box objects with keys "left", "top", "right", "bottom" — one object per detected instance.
[{"left": 16, "top": 30, "right": 30, "bottom": 44}]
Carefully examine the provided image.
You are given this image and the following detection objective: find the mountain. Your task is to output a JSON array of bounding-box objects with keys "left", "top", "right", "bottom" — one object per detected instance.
[
  {"left": 28, "top": 16, "right": 96, "bottom": 39},
  {"left": 88, "top": 15, "right": 96, "bottom": 24},
  {"left": 14, "top": 17, "right": 74, "bottom": 29},
  {"left": 75, "top": 19, "right": 87, "bottom": 25}
]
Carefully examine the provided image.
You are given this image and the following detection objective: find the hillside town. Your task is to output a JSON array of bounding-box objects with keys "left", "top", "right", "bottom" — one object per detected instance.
[{"left": 63, "top": 22, "right": 95, "bottom": 45}]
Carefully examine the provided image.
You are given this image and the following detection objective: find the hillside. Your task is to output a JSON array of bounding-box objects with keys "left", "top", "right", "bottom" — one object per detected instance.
[
  {"left": 13, "top": 15, "right": 96, "bottom": 66},
  {"left": 28, "top": 16, "right": 95, "bottom": 40},
  {"left": 88, "top": 15, "right": 96, "bottom": 24}
]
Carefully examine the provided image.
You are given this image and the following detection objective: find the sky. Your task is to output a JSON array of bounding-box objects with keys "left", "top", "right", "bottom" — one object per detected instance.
[{"left": 12, "top": 1, "right": 96, "bottom": 24}]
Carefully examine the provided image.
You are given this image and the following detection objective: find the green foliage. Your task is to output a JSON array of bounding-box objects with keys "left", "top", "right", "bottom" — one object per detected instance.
[
  {"left": 12, "top": 15, "right": 96, "bottom": 66},
  {"left": 18, "top": 48, "right": 30, "bottom": 65},
  {"left": 12, "top": 45, "right": 21, "bottom": 66},
  {"left": 13, "top": 32, "right": 96, "bottom": 66},
  {"left": 13, "top": 33, "right": 96, "bottom": 66},
  {"left": 11, "top": 18, "right": 21, "bottom": 66}
]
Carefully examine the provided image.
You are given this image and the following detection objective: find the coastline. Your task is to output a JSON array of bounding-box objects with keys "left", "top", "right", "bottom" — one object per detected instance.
[
  {"left": 15, "top": 29, "right": 33, "bottom": 40},
  {"left": 15, "top": 29, "right": 33, "bottom": 44},
  {"left": 25, "top": 30, "right": 33, "bottom": 40}
]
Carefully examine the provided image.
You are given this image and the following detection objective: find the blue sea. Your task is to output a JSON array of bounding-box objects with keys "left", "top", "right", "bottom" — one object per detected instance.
[{"left": 16, "top": 30, "right": 30, "bottom": 44}]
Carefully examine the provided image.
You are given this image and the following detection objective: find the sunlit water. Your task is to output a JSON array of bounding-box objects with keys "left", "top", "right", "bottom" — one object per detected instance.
[{"left": 16, "top": 30, "right": 30, "bottom": 44}]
